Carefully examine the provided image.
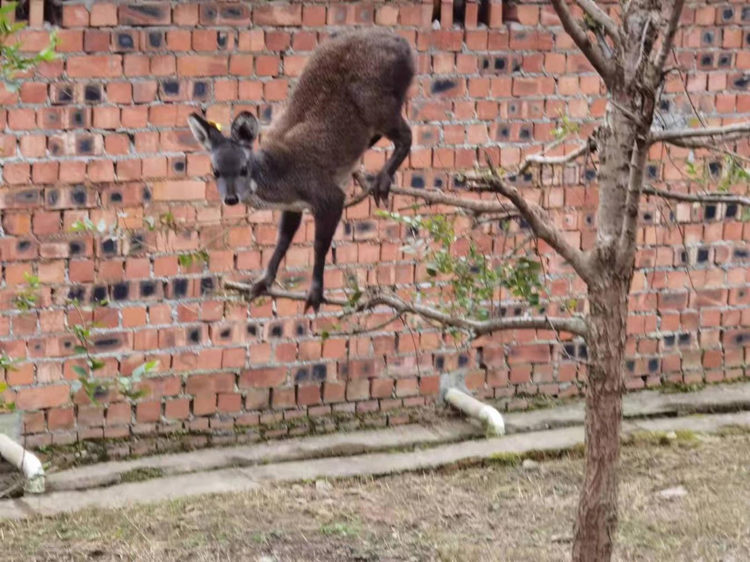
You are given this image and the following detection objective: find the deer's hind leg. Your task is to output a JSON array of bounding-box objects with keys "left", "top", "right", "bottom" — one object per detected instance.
[
  {"left": 350, "top": 82, "right": 412, "bottom": 206},
  {"left": 248, "top": 210, "right": 303, "bottom": 300},
  {"left": 305, "top": 189, "right": 345, "bottom": 313},
  {"left": 373, "top": 115, "right": 411, "bottom": 206}
]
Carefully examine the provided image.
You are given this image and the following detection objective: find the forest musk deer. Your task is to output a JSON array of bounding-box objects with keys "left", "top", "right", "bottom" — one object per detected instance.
[{"left": 188, "top": 29, "right": 414, "bottom": 312}]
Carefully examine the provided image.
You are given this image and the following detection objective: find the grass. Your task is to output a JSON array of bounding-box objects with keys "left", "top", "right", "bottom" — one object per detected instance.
[
  {"left": 1, "top": 432, "right": 750, "bottom": 561},
  {"left": 120, "top": 467, "right": 165, "bottom": 483}
]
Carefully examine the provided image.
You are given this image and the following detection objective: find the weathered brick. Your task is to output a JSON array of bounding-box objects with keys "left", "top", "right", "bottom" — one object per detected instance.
[
  {"left": 16, "top": 385, "right": 69, "bottom": 410},
  {"left": 119, "top": 4, "right": 171, "bottom": 26},
  {"left": 253, "top": 3, "right": 303, "bottom": 26}
]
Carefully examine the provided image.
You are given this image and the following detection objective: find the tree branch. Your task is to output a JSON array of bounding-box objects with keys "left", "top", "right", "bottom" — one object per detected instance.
[
  {"left": 649, "top": 122, "right": 750, "bottom": 146},
  {"left": 351, "top": 171, "right": 516, "bottom": 216},
  {"left": 465, "top": 162, "right": 596, "bottom": 285},
  {"left": 550, "top": 0, "right": 613, "bottom": 85},
  {"left": 222, "top": 280, "right": 589, "bottom": 338},
  {"left": 619, "top": 138, "right": 649, "bottom": 264},
  {"left": 576, "top": 0, "right": 619, "bottom": 41},
  {"left": 518, "top": 137, "right": 597, "bottom": 176},
  {"left": 652, "top": 0, "right": 685, "bottom": 81},
  {"left": 643, "top": 186, "right": 750, "bottom": 207}
]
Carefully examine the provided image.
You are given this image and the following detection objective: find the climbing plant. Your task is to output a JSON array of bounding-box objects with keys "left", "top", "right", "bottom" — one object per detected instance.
[{"left": 0, "top": 2, "right": 57, "bottom": 91}]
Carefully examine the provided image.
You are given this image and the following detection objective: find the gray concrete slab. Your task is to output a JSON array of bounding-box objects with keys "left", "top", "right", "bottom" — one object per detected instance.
[
  {"left": 503, "top": 381, "right": 750, "bottom": 432},
  {"left": 46, "top": 382, "right": 750, "bottom": 495},
  {"left": 0, "top": 412, "right": 20, "bottom": 440},
  {"left": 3, "top": 410, "right": 750, "bottom": 521},
  {"left": 48, "top": 420, "right": 481, "bottom": 492}
]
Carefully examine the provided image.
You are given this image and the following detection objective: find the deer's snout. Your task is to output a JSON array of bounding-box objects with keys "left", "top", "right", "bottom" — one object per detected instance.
[{"left": 224, "top": 194, "right": 239, "bottom": 206}]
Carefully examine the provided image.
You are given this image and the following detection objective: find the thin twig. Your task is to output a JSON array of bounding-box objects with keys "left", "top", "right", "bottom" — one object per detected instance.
[
  {"left": 324, "top": 313, "right": 402, "bottom": 338},
  {"left": 464, "top": 153, "right": 596, "bottom": 285},
  {"left": 550, "top": 0, "right": 613, "bottom": 86},
  {"left": 518, "top": 137, "right": 596, "bottom": 176},
  {"left": 576, "top": 0, "right": 619, "bottom": 40},
  {"left": 652, "top": 0, "right": 686, "bottom": 84},
  {"left": 649, "top": 122, "right": 750, "bottom": 146},
  {"left": 642, "top": 186, "right": 750, "bottom": 207}
]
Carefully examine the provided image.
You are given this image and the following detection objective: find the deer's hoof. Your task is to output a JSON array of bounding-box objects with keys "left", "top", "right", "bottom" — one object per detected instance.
[
  {"left": 373, "top": 172, "right": 392, "bottom": 208},
  {"left": 304, "top": 287, "right": 323, "bottom": 314},
  {"left": 248, "top": 277, "right": 271, "bottom": 300}
]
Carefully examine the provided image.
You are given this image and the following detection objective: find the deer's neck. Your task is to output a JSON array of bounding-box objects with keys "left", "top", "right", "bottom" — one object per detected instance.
[{"left": 249, "top": 147, "right": 288, "bottom": 192}]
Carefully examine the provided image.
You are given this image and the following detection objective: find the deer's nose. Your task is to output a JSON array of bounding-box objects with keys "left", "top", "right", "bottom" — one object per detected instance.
[{"left": 224, "top": 195, "right": 239, "bottom": 206}]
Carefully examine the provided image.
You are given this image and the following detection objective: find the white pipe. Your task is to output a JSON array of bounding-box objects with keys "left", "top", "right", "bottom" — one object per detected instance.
[
  {"left": 0, "top": 434, "right": 45, "bottom": 494},
  {"left": 445, "top": 388, "right": 505, "bottom": 437}
]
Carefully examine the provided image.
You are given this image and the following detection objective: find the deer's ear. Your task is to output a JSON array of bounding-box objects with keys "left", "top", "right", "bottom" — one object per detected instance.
[
  {"left": 231, "top": 111, "right": 260, "bottom": 147},
  {"left": 188, "top": 113, "right": 224, "bottom": 150}
]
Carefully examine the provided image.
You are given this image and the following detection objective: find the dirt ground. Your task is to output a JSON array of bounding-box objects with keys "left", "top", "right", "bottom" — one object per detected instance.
[
  {"left": 0, "top": 431, "right": 749, "bottom": 562},
  {"left": 0, "top": 460, "right": 21, "bottom": 499}
]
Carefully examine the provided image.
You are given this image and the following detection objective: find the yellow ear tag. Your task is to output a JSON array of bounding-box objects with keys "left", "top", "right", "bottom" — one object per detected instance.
[{"left": 208, "top": 121, "right": 222, "bottom": 132}]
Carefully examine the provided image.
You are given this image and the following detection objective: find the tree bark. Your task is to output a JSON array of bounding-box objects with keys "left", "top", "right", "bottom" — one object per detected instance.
[
  {"left": 568, "top": 1, "right": 660, "bottom": 553},
  {"left": 572, "top": 71, "right": 653, "bottom": 562},
  {"left": 571, "top": 104, "right": 646, "bottom": 561},
  {"left": 572, "top": 280, "right": 629, "bottom": 562}
]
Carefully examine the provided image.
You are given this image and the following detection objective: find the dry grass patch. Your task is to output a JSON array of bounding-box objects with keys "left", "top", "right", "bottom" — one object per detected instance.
[{"left": 0, "top": 432, "right": 748, "bottom": 561}]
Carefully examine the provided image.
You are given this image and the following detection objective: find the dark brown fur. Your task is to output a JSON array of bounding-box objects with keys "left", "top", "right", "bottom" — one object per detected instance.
[{"left": 188, "top": 29, "right": 414, "bottom": 312}]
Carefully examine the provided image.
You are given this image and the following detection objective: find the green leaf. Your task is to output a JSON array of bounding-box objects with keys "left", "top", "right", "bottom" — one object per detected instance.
[
  {"left": 0, "top": 3, "right": 17, "bottom": 16},
  {"left": 0, "top": 382, "right": 7, "bottom": 393},
  {"left": 88, "top": 358, "right": 105, "bottom": 371},
  {"left": 131, "top": 360, "right": 159, "bottom": 380},
  {"left": 0, "top": 353, "right": 18, "bottom": 371},
  {"left": 72, "top": 365, "right": 89, "bottom": 378},
  {"left": 23, "top": 272, "right": 40, "bottom": 288},
  {"left": 73, "top": 345, "right": 88, "bottom": 355}
]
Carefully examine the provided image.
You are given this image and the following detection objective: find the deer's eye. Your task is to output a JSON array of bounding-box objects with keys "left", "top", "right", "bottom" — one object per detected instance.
[
  {"left": 239, "top": 166, "right": 249, "bottom": 177},
  {"left": 213, "top": 170, "right": 221, "bottom": 179}
]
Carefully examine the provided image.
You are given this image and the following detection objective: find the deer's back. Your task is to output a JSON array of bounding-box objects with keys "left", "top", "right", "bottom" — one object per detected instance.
[{"left": 263, "top": 29, "right": 414, "bottom": 159}]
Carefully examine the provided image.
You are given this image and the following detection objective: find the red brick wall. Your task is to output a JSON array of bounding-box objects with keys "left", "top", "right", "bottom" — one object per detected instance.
[{"left": 1, "top": 1, "right": 749, "bottom": 452}]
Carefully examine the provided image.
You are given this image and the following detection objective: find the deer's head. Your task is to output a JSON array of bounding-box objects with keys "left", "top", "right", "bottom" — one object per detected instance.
[{"left": 188, "top": 112, "right": 260, "bottom": 206}]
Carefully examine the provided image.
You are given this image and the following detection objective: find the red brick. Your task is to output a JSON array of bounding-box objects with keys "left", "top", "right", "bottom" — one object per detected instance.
[
  {"left": 297, "top": 384, "right": 321, "bottom": 406},
  {"left": 136, "top": 401, "right": 161, "bottom": 423},
  {"left": 272, "top": 387, "right": 295, "bottom": 408},
  {"left": 119, "top": 4, "right": 171, "bottom": 26},
  {"left": 240, "top": 367, "right": 286, "bottom": 388},
  {"left": 152, "top": 180, "right": 204, "bottom": 201},
  {"left": 186, "top": 373, "right": 235, "bottom": 394},
  {"left": 346, "top": 379, "right": 370, "bottom": 401},
  {"left": 253, "top": 4, "right": 302, "bottom": 26},
  {"left": 48, "top": 407, "right": 75, "bottom": 430},
  {"left": 323, "top": 381, "right": 346, "bottom": 403},
  {"left": 67, "top": 55, "right": 122, "bottom": 78},
  {"left": 193, "top": 393, "right": 216, "bottom": 416},
  {"left": 177, "top": 55, "right": 227, "bottom": 77},
  {"left": 371, "top": 378, "right": 394, "bottom": 399},
  {"left": 16, "top": 385, "right": 69, "bottom": 410},
  {"left": 165, "top": 398, "right": 190, "bottom": 420},
  {"left": 218, "top": 393, "right": 242, "bottom": 413},
  {"left": 90, "top": 3, "right": 117, "bottom": 26},
  {"left": 63, "top": 4, "right": 89, "bottom": 27}
]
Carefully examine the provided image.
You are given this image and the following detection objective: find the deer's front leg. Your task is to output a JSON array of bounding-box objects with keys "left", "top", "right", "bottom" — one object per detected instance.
[
  {"left": 306, "top": 192, "right": 344, "bottom": 313},
  {"left": 373, "top": 117, "right": 412, "bottom": 207},
  {"left": 249, "top": 211, "right": 302, "bottom": 299}
]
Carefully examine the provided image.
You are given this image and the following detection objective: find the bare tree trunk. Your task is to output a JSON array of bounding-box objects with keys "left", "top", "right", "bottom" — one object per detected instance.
[
  {"left": 571, "top": 96, "right": 647, "bottom": 560},
  {"left": 572, "top": 281, "right": 629, "bottom": 562}
]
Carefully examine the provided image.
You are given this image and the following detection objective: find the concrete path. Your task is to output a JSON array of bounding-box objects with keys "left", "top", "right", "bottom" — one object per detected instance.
[
  {"left": 2, "top": 409, "right": 750, "bottom": 521},
  {"left": 46, "top": 381, "right": 750, "bottom": 494},
  {"left": 47, "top": 420, "right": 481, "bottom": 492},
  {"left": 504, "top": 380, "right": 750, "bottom": 432}
]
